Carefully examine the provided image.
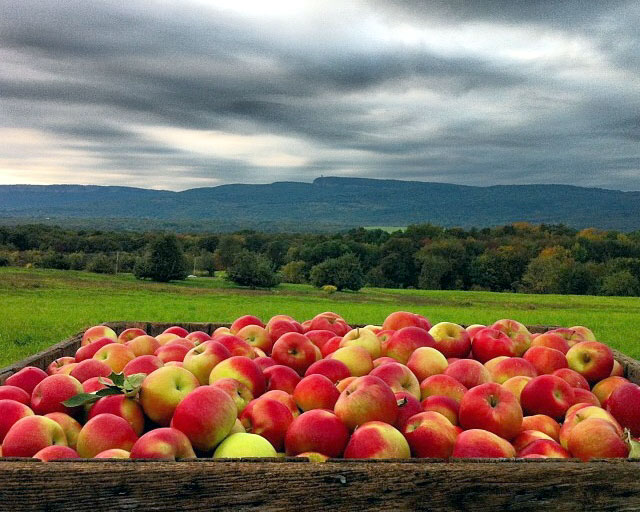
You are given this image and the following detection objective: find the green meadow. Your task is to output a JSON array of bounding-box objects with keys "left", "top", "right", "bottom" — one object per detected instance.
[{"left": 1, "top": 267, "right": 639, "bottom": 367}]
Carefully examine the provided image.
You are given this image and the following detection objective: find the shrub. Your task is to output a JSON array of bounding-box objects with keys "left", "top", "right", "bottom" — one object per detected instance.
[
  {"left": 310, "top": 253, "right": 364, "bottom": 291},
  {"left": 39, "top": 252, "right": 71, "bottom": 270},
  {"left": 134, "top": 234, "right": 189, "bottom": 282},
  {"left": 226, "top": 250, "right": 281, "bottom": 289},
  {"left": 281, "top": 260, "right": 307, "bottom": 284},
  {"left": 86, "top": 254, "right": 115, "bottom": 274},
  {"left": 600, "top": 270, "right": 640, "bottom": 296}
]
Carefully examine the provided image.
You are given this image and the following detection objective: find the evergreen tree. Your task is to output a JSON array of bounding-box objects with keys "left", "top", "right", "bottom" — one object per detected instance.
[{"left": 135, "top": 234, "right": 188, "bottom": 282}]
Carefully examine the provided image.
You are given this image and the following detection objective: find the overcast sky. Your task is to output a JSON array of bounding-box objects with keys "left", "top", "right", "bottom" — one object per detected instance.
[{"left": 0, "top": 0, "right": 638, "bottom": 191}]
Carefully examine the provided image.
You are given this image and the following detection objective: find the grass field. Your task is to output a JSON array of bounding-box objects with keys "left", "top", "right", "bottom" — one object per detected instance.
[{"left": 1, "top": 267, "right": 639, "bottom": 367}]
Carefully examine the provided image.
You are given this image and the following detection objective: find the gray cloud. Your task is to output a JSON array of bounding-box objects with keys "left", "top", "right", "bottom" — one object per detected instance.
[{"left": 0, "top": 0, "right": 638, "bottom": 191}]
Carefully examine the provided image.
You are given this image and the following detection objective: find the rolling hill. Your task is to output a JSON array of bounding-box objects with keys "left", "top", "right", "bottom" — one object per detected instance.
[{"left": 1, "top": 177, "right": 640, "bottom": 232}]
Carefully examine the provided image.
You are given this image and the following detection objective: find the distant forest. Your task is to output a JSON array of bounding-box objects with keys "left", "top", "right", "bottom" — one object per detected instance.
[{"left": 2, "top": 222, "right": 640, "bottom": 296}]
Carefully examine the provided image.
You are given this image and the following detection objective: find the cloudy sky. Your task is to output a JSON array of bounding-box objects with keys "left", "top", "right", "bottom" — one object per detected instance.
[{"left": 0, "top": 0, "right": 638, "bottom": 191}]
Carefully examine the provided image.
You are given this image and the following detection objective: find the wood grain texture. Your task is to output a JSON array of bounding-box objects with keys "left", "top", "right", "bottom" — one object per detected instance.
[{"left": 0, "top": 459, "right": 639, "bottom": 512}]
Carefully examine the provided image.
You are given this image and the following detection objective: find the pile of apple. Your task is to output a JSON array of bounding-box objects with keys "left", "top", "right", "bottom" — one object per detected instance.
[{"left": 1, "top": 312, "right": 639, "bottom": 462}]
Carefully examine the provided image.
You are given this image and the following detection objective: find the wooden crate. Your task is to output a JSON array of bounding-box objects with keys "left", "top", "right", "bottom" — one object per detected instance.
[{"left": 1, "top": 322, "right": 639, "bottom": 512}]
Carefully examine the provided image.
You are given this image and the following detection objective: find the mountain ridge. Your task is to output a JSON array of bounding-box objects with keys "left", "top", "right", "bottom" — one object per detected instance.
[{"left": 1, "top": 177, "right": 639, "bottom": 232}]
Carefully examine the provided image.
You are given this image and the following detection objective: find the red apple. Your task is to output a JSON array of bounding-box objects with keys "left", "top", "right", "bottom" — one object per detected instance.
[
  {"left": 566, "top": 341, "right": 614, "bottom": 384},
  {"left": 0, "top": 399, "right": 34, "bottom": 442},
  {"left": 328, "top": 346, "right": 373, "bottom": 377},
  {"left": 444, "top": 359, "right": 491, "bottom": 389},
  {"left": 263, "top": 365, "right": 301, "bottom": 394},
  {"left": 394, "top": 391, "right": 423, "bottom": 430},
  {"left": 293, "top": 374, "right": 339, "bottom": 411},
  {"left": 334, "top": 375, "right": 398, "bottom": 430},
  {"left": 458, "top": 382, "right": 523, "bottom": 440},
  {"left": 501, "top": 376, "right": 532, "bottom": 403},
  {"left": 520, "top": 375, "right": 575, "bottom": 420},
  {"left": 304, "top": 359, "right": 351, "bottom": 383},
  {"left": 420, "top": 374, "right": 468, "bottom": 403},
  {"left": 2, "top": 415, "right": 67, "bottom": 457},
  {"left": 606, "top": 382, "right": 640, "bottom": 437},
  {"left": 171, "top": 386, "right": 238, "bottom": 452},
  {"left": 0, "top": 385, "right": 31, "bottom": 405},
  {"left": 530, "top": 332, "right": 570, "bottom": 354},
  {"left": 47, "top": 357, "right": 76, "bottom": 375},
  {"left": 471, "top": 328, "right": 517, "bottom": 363},
  {"left": 44, "top": 412, "right": 82, "bottom": 450},
  {"left": 567, "top": 417, "right": 628, "bottom": 461},
  {"left": 421, "top": 395, "right": 460, "bottom": 426},
  {"left": 520, "top": 415, "right": 561, "bottom": 441},
  {"left": 123, "top": 355, "right": 164, "bottom": 377},
  {"left": 139, "top": 366, "right": 200, "bottom": 426},
  {"left": 162, "top": 326, "right": 189, "bottom": 338},
  {"left": 214, "top": 334, "right": 255, "bottom": 359},
  {"left": 305, "top": 330, "right": 338, "bottom": 350},
  {"left": 33, "top": 445, "right": 79, "bottom": 461},
  {"left": 551, "top": 368, "right": 590, "bottom": 390},
  {"left": 239, "top": 397, "right": 294, "bottom": 451},
  {"left": 518, "top": 439, "right": 570, "bottom": 459},
  {"left": 320, "top": 336, "right": 343, "bottom": 357},
  {"left": 370, "top": 362, "right": 420, "bottom": 399},
  {"left": 308, "top": 312, "right": 350, "bottom": 336},
  {"left": 230, "top": 315, "right": 265, "bottom": 334},
  {"left": 406, "top": 347, "right": 449, "bottom": 382},
  {"left": 88, "top": 395, "right": 145, "bottom": 435},
  {"left": 452, "top": 429, "right": 515, "bottom": 458},
  {"left": 75, "top": 337, "right": 115, "bottom": 362},
  {"left": 82, "top": 376, "right": 113, "bottom": 393},
  {"left": 117, "top": 328, "right": 147, "bottom": 344},
  {"left": 125, "top": 335, "right": 160, "bottom": 357},
  {"left": 183, "top": 340, "right": 231, "bottom": 385},
  {"left": 30, "top": 374, "right": 83, "bottom": 415},
  {"left": 403, "top": 411, "right": 458, "bottom": 458},
  {"left": 130, "top": 427, "right": 196, "bottom": 459},
  {"left": 81, "top": 325, "right": 117, "bottom": 346},
  {"left": 260, "top": 390, "right": 299, "bottom": 418},
  {"left": 485, "top": 357, "right": 537, "bottom": 384},
  {"left": 271, "top": 332, "right": 318, "bottom": 376},
  {"left": 93, "top": 343, "right": 135, "bottom": 373},
  {"left": 428, "top": 322, "right": 471, "bottom": 359},
  {"left": 236, "top": 325, "right": 272, "bottom": 354},
  {"left": 382, "top": 311, "right": 431, "bottom": 331},
  {"left": 4, "top": 366, "right": 47, "bottom": 395},
  {"left": 155, "top": 343, "right": 191, "bottom": 364},
  {"left": 343, "top": 421, "right": 410, "bottom": 459},
  {"left": 523, "top": 346, "right": 568, "bottom": 375},
  {"left": 559, "top": 405, "right": 622, "bottom": 450},
  {"left": 208, "top": 356, "right": 266, "bottom": 397},
  {"left": 385, "top": 327, "right": 436, "bottom": 364},
  {"left": 211, "top": 377, "right": 253, "bottom": 413},
  {"left": 284, "top": 409, "right": 349, "bottom": 457},
  {"left": 69, "top": 359, "right": 112, "bottom": 383},
  {"left": 491, "top": 319, "right": 532, "bottom": 356},
  {"left": 183, "top": 331, "right": 210, "bottom": 345},
  {"left": 94, "top": 449, "right": 130, "bottom": 459}
]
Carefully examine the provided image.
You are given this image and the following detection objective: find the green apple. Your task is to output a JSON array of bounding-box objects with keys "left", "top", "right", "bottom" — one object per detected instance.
[{"left": 213, "top": 433, "right": 277, "bottom": 458}]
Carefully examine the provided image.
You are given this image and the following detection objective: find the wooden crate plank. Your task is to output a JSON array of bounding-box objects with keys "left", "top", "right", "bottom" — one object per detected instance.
[{"left": 0, "top": 459, "right": 638, "bottom": 511}]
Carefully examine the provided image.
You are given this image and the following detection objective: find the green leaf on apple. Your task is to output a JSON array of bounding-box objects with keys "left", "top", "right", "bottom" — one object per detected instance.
[{"left": 625, "top": 429, "right": 640, "bottom": 458}]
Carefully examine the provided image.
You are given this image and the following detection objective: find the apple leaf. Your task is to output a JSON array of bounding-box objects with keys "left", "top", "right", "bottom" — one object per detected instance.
[
  {"left": 108, "top": 372, "right": 125, "bottom": 387},
  {"left": 61, "top": 372, "right": 143, "bottom": 407},
  {"left": 60, "top": 388, "right": 116, "bottom": 408},
  {"left": 625, "top": 429, "right": 640, "bottom": 458}
]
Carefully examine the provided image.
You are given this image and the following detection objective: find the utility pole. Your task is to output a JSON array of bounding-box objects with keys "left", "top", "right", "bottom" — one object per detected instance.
[{"left": 115, "top": 251, "right": 119, "bottom": 275}]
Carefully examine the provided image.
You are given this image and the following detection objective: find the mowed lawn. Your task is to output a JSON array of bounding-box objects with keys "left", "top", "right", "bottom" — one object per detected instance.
[{"left": 1, "top": 267, "right": 639, "bottom": 367}]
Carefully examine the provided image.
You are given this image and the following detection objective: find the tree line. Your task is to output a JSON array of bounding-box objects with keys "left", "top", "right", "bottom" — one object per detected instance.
[{"left": 1, "top": 222, "right": 640, "bottom": 296}]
